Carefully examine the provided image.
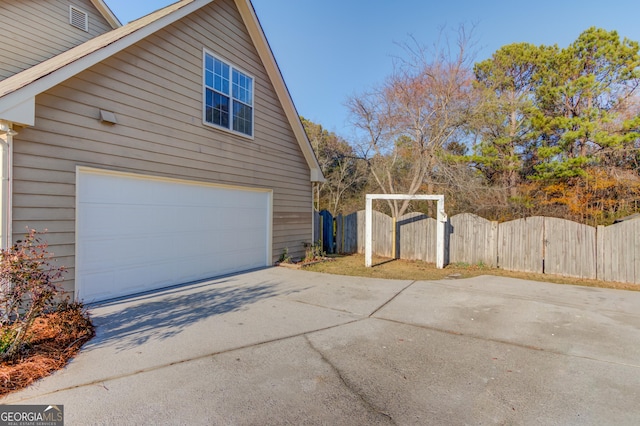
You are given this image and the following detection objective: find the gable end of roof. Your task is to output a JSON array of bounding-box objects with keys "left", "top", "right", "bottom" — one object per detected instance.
[{"left": 0, "top": 0, "right": 323, "bottom": 182}]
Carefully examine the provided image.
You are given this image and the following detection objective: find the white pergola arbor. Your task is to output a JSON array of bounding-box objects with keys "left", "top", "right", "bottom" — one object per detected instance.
[{"left": 365, "top": 194, "right": 447, "bottom": 268}]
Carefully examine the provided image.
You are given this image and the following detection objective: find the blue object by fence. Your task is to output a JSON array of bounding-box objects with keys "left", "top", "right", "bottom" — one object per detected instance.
[{"left": 319, "top": 210, "right": 334, "bottom": 254}]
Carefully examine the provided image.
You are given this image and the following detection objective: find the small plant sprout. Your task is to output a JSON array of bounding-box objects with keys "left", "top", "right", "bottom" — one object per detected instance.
[
  {"left": 279, "top": 247, "right": 292, "bottom": 264},
  {"left": 303, "top": 241, "right": 325, "bottom": 263}
]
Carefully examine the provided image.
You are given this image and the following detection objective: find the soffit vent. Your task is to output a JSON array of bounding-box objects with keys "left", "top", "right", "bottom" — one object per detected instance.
[{"left": 70, "top": 5, "right": 89, "bottom": 32}]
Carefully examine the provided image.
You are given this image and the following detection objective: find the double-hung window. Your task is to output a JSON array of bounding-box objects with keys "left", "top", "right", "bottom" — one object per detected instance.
[{"left": 204, "top": 51, "right": 254, "bottom": 137}]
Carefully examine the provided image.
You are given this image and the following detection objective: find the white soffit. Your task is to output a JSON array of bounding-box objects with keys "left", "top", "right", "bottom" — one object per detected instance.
[{"left": 0, "top": 98, "right": 35, "bottom": 126}]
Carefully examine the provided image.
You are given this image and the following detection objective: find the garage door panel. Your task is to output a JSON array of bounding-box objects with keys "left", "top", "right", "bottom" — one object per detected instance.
[
  {"left": 115, "top": 235, "right": 172, "bottom": 265},
  {"left": 219, "top": 229, "right": 263, "bottom": 252},
  {"left": 110, "top": 267, "right": 173, "bottom": 297},
  {"left": 78, "top": 205, "right": 118, "bottom": 236},
  {"left": 77, "top": 170, "right": 271, "bottom": 302},
  {"left": 217, "top": 248, "right": 265, "bottom": 271},
  {"left": 78, "top": 175, "right": 120, "bottom": 203},
  {"left": 234, "top": 208, "right": 267, "bottom": 224},
  {"left": 79, "top": 237, "right": 119, "bottom": 271}
]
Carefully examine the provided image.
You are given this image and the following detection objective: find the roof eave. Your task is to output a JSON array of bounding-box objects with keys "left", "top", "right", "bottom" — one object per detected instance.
[
  {"left": 91, "top": 0, "right": 123, "bottom": 29},
  {"left": 0, "top": 0, "right": 208, "bottom": 124},
  {"left": 235, "top": 0, "right": 324, "bottom": 183}
]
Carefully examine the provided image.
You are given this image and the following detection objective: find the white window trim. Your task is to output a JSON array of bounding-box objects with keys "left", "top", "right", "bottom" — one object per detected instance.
[
  {"left": 202, "top": 49, "right": 255, "bottom": 139},
  {"left": 69, "top": 5, "right": 89, "bottom": 32}
]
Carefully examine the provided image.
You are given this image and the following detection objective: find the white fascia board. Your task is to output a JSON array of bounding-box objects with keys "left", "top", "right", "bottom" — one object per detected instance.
[
  {"left": 0, "top": 98, "right": 35, "bottom": 126},
  {"left": 0, "top": 0, "right": 210, "bottom": 122},
  {"left": 90, "top": 0, "right": 122, "bottom": 28},
  {"left": 235, "top": 0, "right": 324, "bottom": 183},
  {"left": 311, "top": 168, "right": 326, "bottom": 183}
]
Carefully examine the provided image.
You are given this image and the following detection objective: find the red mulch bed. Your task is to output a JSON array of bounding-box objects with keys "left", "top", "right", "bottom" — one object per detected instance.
[{"left": 0, "top": 307, "right": 94, "bottom": 396}]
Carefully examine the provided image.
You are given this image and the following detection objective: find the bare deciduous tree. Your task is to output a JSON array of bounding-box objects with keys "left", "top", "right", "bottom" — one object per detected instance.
[{"left": 347, "top": 27, "right": 476, "bottom": 217}]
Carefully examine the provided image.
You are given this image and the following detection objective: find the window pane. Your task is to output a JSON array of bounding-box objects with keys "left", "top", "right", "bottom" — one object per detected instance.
[
  {"left": 205, "top": 88, "right": 229, "bottom": 128},
  {"left": 233, "top": 101, "right": 252, "bottom": 135},
  {"left": 221, "top": 62, "right": 229, "bottom": 78},
  {"left": 205, "top": 55, "right": 214, "bottom": 72},
  {"left": 245, "top": 79, "right": 252, "bottom": 105},
  {"left": 205, "top": 90, "right": 214, "bottom": 123},
  {"left": 232, "top": 69, "right": 253, "bottom": 106},
  {"left": 205, "top": 70, "right": 213, "bottom": 88},
  {"left": 209, "top": 57, "right": 229, "bottom": 95},
  {"left": 215, "top": 93, "right": 230, "bottom": 128}
]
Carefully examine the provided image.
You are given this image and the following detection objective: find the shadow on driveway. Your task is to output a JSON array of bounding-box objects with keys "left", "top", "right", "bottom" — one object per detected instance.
[{"left": 86, "top": 276, "right": 300, "bottom": 352}]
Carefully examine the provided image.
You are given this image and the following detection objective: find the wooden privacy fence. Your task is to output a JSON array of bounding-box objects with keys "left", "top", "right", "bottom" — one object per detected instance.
[
  {"left": 323, "top": 210, "right": 639, "bottom": 285},
  {"left": 597, "top": 219, "right": 640, "bottom": 284}
]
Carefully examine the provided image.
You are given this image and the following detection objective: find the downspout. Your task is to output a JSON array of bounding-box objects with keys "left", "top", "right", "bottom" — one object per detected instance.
[
  {"left": 0, "top": 121, "right": 15, "bottom": 249},
  {"left": 311, "top": 182, "right": 318, "bottom": 243}
]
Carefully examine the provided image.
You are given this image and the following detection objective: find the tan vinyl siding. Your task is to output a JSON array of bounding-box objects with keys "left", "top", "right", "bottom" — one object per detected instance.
[
  {"left": 0, "top": 0, "right": 112, "bottom": 80},
  {"left": 11, "top": 0, "right": 312, "bottom": 296}
]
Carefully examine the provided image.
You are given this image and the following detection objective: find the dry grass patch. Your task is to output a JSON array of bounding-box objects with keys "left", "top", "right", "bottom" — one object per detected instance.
[{"left": 303, "top": 254, "right": 639, "bottom": 291}]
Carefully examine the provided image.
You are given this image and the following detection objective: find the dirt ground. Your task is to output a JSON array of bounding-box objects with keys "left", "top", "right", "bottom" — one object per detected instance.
[
  {"left": 303, "top": 253, "right": 640, "bottom": 291},
  {"left": 0, "top": 306, "right": 94, "bottom": 396}
]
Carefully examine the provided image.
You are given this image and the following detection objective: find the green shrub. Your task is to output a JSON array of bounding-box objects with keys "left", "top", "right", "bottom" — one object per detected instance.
[{"left": 0, "top": 328, "right": 15, "bottom": 354}]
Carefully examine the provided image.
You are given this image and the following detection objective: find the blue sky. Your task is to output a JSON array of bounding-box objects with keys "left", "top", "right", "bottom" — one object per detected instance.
[{"left": 104, "top": 0, "right": 640, "bottom": 139}]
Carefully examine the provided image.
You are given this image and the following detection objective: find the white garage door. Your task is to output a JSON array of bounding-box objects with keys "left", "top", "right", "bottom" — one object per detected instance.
[{"left": 76, "top": 168, "right": 271, "bottom": 302}]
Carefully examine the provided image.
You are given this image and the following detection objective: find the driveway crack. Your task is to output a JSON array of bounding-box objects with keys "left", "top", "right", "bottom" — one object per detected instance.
[
  {"left": 375, "top": 317, "right": 640, "bottom": 369},
  {"left": 3, "top": 319, "right": 364, "bottom": 404},
  {"left": 304, "top": 335, "right": 396, "bottom": 425},
  {"left": 368, "top": 280, "right": 417, "bottom": 318}
]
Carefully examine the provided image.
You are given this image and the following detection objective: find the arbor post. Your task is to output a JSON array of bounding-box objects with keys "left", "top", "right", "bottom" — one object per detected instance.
[{"left": 365, "top": 194, "right": 446, "bottom": 268}]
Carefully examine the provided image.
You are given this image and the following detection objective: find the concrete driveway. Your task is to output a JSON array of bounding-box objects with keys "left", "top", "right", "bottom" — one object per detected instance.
[{"left": 2, "top": 268, "right": 640, "bottom": 425}]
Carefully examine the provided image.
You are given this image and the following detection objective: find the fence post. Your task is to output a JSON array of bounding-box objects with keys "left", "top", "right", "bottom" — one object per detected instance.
[
  {"left": 336, "top": 213, "right": 343, "bottom": 253},
  {"left": 313, "top": 210, "right": 320, "bottom": 245},
  {"left": 436, "top": 198, "right": 446, "bottom": 268},
  {"left": 491, "top": 220, "right": 499, "bottom": 268},
  {"left": 365, "top": 198, "right": 373, "bottom": 267},
  {"left": 596, "top": 225, "right": 604, "bottom": 281},
  {"left": 392, "top": 216, "right": 397, "bottom": 259},
  {"left": 342, "top": 214, "right": 346, "bottom": 254}
]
